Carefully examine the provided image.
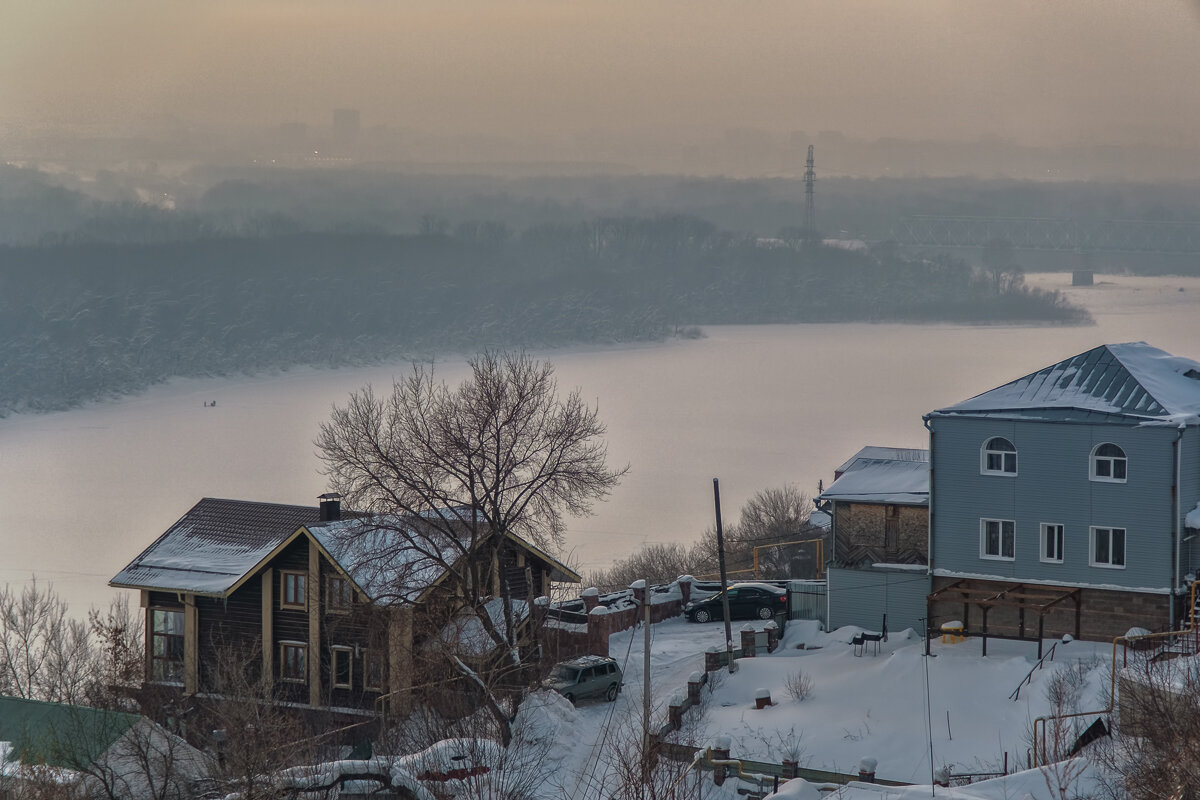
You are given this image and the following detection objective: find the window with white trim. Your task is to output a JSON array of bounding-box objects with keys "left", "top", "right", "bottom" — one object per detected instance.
[
  {"left": 1091, "top": 443, "right": 1127, "bottom": 483},
  {"left": 1040, "top": 523, "right": 1064, "bottom": 563},
  {"left": 281, "top": 571, "right": 307, "bottom": 609},
  {"left": 1091, "top": 527, "right": 1126, "bottom": 568},
  {"left": 281, "top": 642, "right": 307, "bottom": 682},
  {"left": 331, "top": 646, "right": 353, "bottom": 689},
  {"left": 981, "top": 518, "right": 1015, "bottom": 560},
  {"left": 981, "top": 437, "right": 1017, "bottom": 475}
]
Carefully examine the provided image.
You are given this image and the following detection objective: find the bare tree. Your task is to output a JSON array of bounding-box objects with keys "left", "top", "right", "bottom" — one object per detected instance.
[
  {"left": 732, "top": 485, "right": 820, "bottom": 578},
  {"left": 199, "top": 644, "right": 318, "bottom": 800},
  {"left": 1088, "top": 653, "right": 1200, "bottom": 800},
  {"left": 586, "top": 543, "right": 691, "bottom": 591},
  {"left": 315, "top": 351, "right": 626, "bottom": 745},
  {"left": 0, "top": 579, "right": 96, "bottom": 704},
  {"left": 88, "top": 594, "right": 144, "bottom": 709}
]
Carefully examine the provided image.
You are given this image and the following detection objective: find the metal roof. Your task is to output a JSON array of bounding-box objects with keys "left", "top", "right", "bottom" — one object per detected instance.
[
  {"left": 834, "top": 446, "right": 928, "bottom": 477},
  {"left": 110, "top": 498, "right": 321, "bottom": 595},
  {"left": 111, "top": 497, "right": 580, "bottom": 599},
  {"left": 0, "top": 696, "right": 141, "bottom": 769},
  {"left": 819, "top": 457, "right": 930, "bottom": 506},
  {"left": 931, "top": 342, "right": 1200, "bottom": 422}
]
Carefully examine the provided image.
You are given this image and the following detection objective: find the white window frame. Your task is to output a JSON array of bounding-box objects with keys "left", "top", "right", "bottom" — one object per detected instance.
[
  {"left": 1040, "top": 523, "right": 1065, "bottom": 564},
  {"left": 331, "top": 646, "right": 353, "bottom": 689},
  {"left": 281, "top": 571, "right": 307, "bottom": 610},
  {"left": 1090, "top": 443, "right": 1128, "bottom": 483},
  {"left": 980, "top": 518, "right": 1016, "bottom": 561},
  {"left": 280, "top": 642, "right": 308, "bottom": 683},
  {"left": 1090, "top": 526, "right": 1126, "bottom": 569},
  {"left": 981, "top": 437, "right": 1018, "bottom": 476}
]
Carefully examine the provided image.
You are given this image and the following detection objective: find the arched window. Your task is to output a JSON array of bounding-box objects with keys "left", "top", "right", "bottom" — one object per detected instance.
[
  {"left": 981, "top": 437, "right": 1017, "bottom": 475},
  {"left": 1091, "top": 443, "right": 1127, "bottom": 482}
]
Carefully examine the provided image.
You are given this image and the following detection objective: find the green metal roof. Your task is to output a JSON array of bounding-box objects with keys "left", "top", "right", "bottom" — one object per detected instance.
[{"left": 0, "top": 696, "right": 140, "bottom": 769}]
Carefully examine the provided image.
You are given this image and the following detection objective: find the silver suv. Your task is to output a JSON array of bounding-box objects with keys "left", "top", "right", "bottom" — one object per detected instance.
[{"left": 545, "top": 655, "right": 623, "bottom": 704}]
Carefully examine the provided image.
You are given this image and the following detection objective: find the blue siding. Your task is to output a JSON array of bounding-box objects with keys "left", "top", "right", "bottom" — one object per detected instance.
[
  {"left": 1181, "top": 427, "right": 1200, "bottom": 576},
  {"left": 931, "top": 416, "right": 1179, "bottom": 591},
  {"left": 827, "top": 567, "right": 930, "bottom": 635}
]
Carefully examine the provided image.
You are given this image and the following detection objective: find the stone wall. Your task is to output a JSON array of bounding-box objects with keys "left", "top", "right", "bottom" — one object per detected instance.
[{"left": 835, "top": 502, "right": 928, "bottom": 554}]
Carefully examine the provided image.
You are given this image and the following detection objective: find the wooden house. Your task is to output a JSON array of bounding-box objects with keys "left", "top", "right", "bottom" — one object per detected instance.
[{"left": 109, "top": 496, "right": 580, "bottom": 719}]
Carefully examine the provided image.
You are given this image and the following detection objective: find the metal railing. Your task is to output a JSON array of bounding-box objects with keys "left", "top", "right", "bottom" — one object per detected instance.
[{"left": 1009, "top": 641, "right": 1058, "bottom": 700}]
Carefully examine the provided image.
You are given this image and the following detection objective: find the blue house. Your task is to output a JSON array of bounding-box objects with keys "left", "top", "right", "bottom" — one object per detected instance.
[{"left": 925, "top": 342, "right": 1200, "bottom": 643}]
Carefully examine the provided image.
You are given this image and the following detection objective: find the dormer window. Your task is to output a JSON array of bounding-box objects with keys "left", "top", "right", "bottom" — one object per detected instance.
[
  {"left": 1091, "top": 443, "right": 1127, "bottom": 482},
  {"left": 981, "top": 437, "right": 1017, "bottom": 475}
]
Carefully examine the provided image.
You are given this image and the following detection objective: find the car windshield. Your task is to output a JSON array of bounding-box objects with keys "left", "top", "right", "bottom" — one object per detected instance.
[{"left": 551, "top": 665, "right": 580, "bottom": 682}]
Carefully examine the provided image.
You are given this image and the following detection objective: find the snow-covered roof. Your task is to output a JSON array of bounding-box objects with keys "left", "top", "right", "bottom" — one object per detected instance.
[
  {"left": 834, "top": 446, "right": 927, "bottom": 477},
  {"left": 931, "top": 342, "right": 1200, "bottom": 423},
  {"left": 820, "top": 455, "right": 930, "bottom": 506},
  {"left": 110, "top": 498, "right": 322, "bottom": 595},
  {"left": 111, "top": 497, "right": 579, "bottom": 600}
]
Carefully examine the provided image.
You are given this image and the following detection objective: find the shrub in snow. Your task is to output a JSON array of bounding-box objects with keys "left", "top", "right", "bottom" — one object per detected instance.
[{"left": 785, "top": 668, "right": 813, "bottom": 701}]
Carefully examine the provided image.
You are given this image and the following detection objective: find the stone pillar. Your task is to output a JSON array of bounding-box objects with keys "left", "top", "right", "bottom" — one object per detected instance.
[
  {"left": 782, "top": 760, "right": 798, "bottom": 780},
  {"left": 765, "top": 620, "right": 779, "bottom": 653},
  {"left": 711, "top": 735, "right": 731, "bottom": 786},
  {"left": 581, "top": 587, "right": 600, "bottom": 613},
  {"left": 858, "top": 757, "right": 877, "bottom": 783},
  {"left": 687, "top": 671, "right": 704, "bottom": 705},
  {"left": 704, "top": 646, "right": 722, "bottom": 673},
  {"left": 668, "top": 691, "right": 685, "bottom": 730},
  {"left": 677, "top": 575, "right": 694, "bottom": 608},
  {"left": 754, "top": 688, "right": 772, "bottom": 709},
  {"left": 741, "top": 624, "right": 757, "bottom": 657},
  {"left": 587, "top": 605, "right": 611, "bottom": 656},
  {"left": 629, "top": 579, "right": 646, "bottom": 608}
]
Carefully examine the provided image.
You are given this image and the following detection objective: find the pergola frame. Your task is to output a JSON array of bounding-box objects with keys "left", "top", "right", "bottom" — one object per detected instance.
[{"left": 926, "top": 579, "right": 1082, "bottom": 658}]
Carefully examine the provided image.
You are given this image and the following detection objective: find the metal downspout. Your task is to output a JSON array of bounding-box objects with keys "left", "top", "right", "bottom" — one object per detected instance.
[
  {"left": 922, "top": 415, "right": 934, "bottom": 578},
  {"left": 1174, "top": 425, "right": 1184, "bottom": 631}
]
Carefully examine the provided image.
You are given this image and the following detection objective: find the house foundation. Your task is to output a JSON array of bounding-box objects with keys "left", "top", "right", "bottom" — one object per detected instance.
[{"left": 928, "top": 576, "right": 1177, "bottom": 644}]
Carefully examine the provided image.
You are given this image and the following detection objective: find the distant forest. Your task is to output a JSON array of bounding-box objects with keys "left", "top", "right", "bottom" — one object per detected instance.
[{"left": 0, "top": 163, "right": 1117, "bottom": 414}]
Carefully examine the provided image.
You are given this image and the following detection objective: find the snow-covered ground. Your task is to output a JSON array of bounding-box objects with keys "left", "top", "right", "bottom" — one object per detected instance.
[{"left": 510, "top": 617, "right": 1114, "bottom": 798}]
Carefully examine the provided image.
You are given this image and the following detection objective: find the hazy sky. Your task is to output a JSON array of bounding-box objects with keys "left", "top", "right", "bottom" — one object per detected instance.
[{"left": 4, "top": 1, "right": 1200, "bottom": 147}]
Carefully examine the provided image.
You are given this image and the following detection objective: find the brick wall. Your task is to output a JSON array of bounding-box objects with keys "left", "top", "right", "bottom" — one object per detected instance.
[{"left": 928, "top": 576, "right": 1177, "bottom": 642}]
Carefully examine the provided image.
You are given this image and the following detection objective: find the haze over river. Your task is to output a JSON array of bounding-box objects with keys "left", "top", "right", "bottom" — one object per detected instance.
[{"left": 3, "top": 273, "right": 1200, "bottom": 612}]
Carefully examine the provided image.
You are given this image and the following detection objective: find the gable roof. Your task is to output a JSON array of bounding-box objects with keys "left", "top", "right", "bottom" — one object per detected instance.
[
  {"left": 930, "top": 342, "right": 1200, "bottom": 423},
  {"left": 0, "top": 696, "right": 140, "bottom": 769},
  {"left": 110, "top": 497, "right": 580, "bottom": 600},
  {"left": 110, "top": 498, "right": 322, "bottom": 596},
  {"left": 834, "top": 446, "right": 928, "bottom": 478},
  {"left": 820, "top": 449, "right": 930, "bottom": 506}
]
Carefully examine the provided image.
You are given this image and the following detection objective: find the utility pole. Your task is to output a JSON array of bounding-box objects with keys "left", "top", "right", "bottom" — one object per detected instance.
[
  {"left": 803, "top": 144, "right": 817, "bottom": 246},
  {"left": 713, "top": 478, "right": 737, "bottom": 673},
  {"left": 642, "top": 578, "right": 652, "bottom": 790}
]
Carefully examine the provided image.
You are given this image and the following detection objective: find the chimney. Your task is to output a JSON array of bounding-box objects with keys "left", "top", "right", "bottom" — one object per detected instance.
[{"left": 318, "top": 493, "right": 342, "bottom": 522}]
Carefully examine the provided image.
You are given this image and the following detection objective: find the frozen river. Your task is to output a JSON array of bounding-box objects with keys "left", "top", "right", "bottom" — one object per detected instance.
[{"left": 2, "top": 272, "right": 1199, "bottom": 612}]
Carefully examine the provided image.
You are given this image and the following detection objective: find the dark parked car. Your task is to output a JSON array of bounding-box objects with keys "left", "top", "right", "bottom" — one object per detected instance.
[
  {"left": 544, "top": 655, "right": 623, "bottom": 704},
  {"left": 685, "top": 582, "right": 788, "bottom": 623}
]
